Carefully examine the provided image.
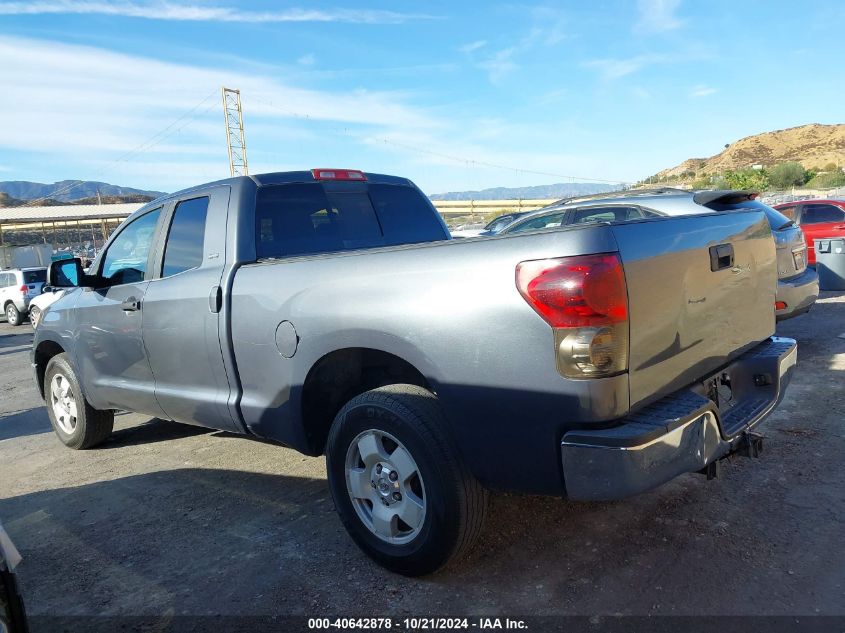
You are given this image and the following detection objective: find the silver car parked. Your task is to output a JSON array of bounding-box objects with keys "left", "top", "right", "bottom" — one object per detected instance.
[
  {"left": 498, "top": 188, "right": 819, "bottom": 321},
  {"left": 0, "top": 267, "right": 47, "bottom": 326}
]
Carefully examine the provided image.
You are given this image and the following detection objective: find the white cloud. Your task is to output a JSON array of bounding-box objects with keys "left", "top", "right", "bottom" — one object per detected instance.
[
  {"left": 478, "top": 48, "right": 518, "bottom": 83},
  {"left": 0, "top": 36, "right": 632, "bottom": 193},
  {"left": 0, "top": 35, "right": 448, "bottom": 189},
  {"left": 297, "top": 54, "right": 316, "bottom": 67},
  {"left": 583, "top": 54, "right": 666, "bottom": 80},
  {"left": 0, "top": 1, "right": 433, "bottom": 24},
  {"left": 458, "top": 40, "right": 487, "bottom": 54},
  {"left": 634, "top": 0, "right": 684, "bottom": 33},
  {"left": 690, "top": 85, "right": 718, "bottom": 97}
]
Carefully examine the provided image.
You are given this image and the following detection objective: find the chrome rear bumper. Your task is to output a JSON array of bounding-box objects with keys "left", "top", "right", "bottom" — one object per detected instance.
[{"left": 561, "top": 337, "right": 797, "bottom": 501}]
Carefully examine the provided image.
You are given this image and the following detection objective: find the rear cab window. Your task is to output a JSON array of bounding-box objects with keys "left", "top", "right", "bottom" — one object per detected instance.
[{"left": 255, "top": 182, "right": 447, "bottom": 259}]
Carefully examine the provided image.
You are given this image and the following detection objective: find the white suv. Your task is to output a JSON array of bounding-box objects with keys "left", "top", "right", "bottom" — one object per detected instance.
[{"left": 0, "top": 267, "right": 47, "bottom": 326}]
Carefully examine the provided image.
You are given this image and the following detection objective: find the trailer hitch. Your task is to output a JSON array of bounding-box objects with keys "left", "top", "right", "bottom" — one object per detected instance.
[{"left": 736, "top": 431, "right": 764, "bottom": 458}]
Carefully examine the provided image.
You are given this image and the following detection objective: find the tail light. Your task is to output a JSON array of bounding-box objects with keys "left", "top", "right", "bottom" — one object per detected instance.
[
  {"left": 19, "top": 285, "right": 27, "bottom": 293},
  {"left": 516, "top": 253, "right": 629, "bottom": 378}
]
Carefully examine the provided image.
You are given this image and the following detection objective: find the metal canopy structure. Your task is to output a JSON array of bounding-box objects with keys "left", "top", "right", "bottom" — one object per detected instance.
[{"left": 0, "top": 203, "right": 141, "bottom": 250}]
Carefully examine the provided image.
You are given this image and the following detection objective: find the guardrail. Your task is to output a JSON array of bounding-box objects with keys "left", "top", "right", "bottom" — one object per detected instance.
[{"left": 431, "top": 199, "right": 557, "bottom": 216}]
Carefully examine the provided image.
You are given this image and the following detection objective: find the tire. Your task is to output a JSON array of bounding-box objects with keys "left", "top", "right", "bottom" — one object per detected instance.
[
  {"left": 29, "top": 305, "right": 41, "bottom": 329},
  {"left": 5, "top": 302, "right": 21, "bottom": 326},
  {"left": 44, "top": 353, "right": 114, "bottom": 449},
  {"left": 326, "top": 384, "right": 488, "bottom": 576}
]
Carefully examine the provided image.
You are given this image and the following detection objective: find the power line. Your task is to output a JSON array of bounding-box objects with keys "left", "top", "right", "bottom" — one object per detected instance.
[
  {"left": 21, "top": 90, "right": 219, "bottom": 207},
  {"left": 251, "top": 95, "right": 629, "bottom": 185}
]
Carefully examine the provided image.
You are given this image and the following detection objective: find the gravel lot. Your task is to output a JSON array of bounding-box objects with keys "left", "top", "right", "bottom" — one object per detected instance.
[{"left": 1, "top": 293, "right": 844, "bottom": 622}]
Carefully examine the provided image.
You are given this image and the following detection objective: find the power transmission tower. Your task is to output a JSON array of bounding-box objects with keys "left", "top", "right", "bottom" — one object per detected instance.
[{"left": 222, "top": 87, "right": 249, "bottom": 176}]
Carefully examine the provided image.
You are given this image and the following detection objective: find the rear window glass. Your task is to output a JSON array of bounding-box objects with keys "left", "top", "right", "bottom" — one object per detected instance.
[
  {"left": 255, "top": 183, "right": 447, "bottom": 258},
  {"left": 23, "top": 270, "right": 46, "bottom": 284},
  {"left": 707, "top": 199, "right": 792, "bottom": 231}
]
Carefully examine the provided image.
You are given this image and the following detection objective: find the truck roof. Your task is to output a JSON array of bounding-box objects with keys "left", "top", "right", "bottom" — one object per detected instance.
[{"left": 144, "top": 170, "right": 415, "bottom": 208}]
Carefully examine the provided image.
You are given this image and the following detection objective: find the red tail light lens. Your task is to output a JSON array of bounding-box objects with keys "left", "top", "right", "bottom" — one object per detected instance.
[
  {"left": 19, "top": 285, "right": 27, "bottom": 293},
  {"left": 516, "top": 253, "right": 629, "bottom": 379},
  {"left": 515, "top": 254, "right": 628, "bottom": 328}
]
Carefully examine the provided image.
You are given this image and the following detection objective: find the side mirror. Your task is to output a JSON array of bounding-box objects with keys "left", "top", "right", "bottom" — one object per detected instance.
[
  {"left": 41, "top": 285, "right": 53, "bottom": 294},
  {"left": 47, "top": 258, "right": 85, "bottom": 288}
]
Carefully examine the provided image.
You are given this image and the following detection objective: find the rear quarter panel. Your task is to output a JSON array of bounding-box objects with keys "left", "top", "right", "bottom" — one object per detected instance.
[{"left": 229, "top": 227, "right": 629, "bottom": 494}]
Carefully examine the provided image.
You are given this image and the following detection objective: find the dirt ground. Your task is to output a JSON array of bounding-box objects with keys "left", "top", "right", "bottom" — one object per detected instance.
[{"left": 1, "top": 293, "right": 843, "bottom": 622}]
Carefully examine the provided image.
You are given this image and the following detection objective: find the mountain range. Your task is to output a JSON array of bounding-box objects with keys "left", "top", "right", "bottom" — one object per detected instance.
[
  {"left": 0, "top": 180, "right": 166, "bottom": 204},
  {"left": 429, "top": 182, "right": 621, "bottom": 201}
]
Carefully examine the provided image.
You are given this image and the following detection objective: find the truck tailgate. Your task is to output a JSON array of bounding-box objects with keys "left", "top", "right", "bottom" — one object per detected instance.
[{"left": 612, "top": 210, "right": 776, "bottom": 408}]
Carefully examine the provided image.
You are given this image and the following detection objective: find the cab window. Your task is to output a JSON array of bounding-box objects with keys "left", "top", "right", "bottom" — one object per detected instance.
[
  {"left": 100, "top": 208, "right": 162, "bottom": 285},
  {"left": 507, "top": 211, "right": 566, "bottom": 233},
  {"left": 161, "top": 197, "right": 209, "bottom": 277},
  {"left": 572, "top": 206, "right": 642, "bottom": 224}
]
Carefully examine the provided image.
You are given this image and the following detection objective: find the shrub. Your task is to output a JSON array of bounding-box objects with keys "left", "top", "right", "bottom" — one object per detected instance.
[{"left": 768, "top": 162, "right": 807, "bottom": 189}]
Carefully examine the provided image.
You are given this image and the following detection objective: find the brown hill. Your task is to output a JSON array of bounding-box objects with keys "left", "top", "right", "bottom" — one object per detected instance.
[{"left": 654, "top": 123, "right": 845, "bottom": 180}]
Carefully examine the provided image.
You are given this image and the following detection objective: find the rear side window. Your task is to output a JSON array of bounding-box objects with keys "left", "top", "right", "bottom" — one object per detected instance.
[
  {"left": 23, "top": 270, "right": 46, "bottom": 284},
  {"left": 508, "top": 211, "right": 567, "bottom": 233},
  {"left": 256, "top": 183, "right": 447, "bottom": 258},
  {"left": 801, "top": 203, "right": 845, "bottom": 224},
  {"left": 162, "top": 197, "right": 209, "bottom": 277},
  {"left": 777, "top": 205, "right": 797, "bottom": 220}
]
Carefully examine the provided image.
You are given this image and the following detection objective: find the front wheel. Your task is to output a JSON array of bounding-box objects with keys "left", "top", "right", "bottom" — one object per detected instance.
[
  {"left": 28, "top": 305, "right": 41, "bottom": 328},
  {"left": 326, "top": 384, "right": 488, "bottom": 576},
  {"left": 5, "top": 303, "right": 21, "bottom": 326},
  {"left": 44, "top": 353, "right": 114, "bottom": 449}
]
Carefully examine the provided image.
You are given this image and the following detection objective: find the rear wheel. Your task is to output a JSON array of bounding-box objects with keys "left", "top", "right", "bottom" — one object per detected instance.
[
  {"left": 45, "top": 353, "right": 114, "bottom": 449},
  {"left": 326, "top": 384, "right": 488, "bottom": 576},
  {"left": 5, "top": 302, "right": 21, "bottom": 326}
]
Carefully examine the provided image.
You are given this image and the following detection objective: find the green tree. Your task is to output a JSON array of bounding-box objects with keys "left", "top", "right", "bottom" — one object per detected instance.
[
  {"left": 768, "top": 162, "right": 807, "bottom": 189},
  {"left": 723, "top": 169, "right": 769, "bottom": 191}
]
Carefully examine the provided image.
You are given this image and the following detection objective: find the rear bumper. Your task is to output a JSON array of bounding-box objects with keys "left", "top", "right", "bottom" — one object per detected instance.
[
  {"left": 561, "top": 336, "right": 797, "bottom": 501},
  {"left": 775, "top": 268, "right": 818, "bottom": 321}
]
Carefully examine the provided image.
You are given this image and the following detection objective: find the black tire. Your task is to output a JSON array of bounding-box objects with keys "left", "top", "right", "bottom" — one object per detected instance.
[
  {"left": 326, "top": 384, "right": 488, "bottom": 576},
  {"left": 44, "top": 353, "right": 114, "bottom": 449},
  {"left": 28, "top": 305, "right": 41, "bottom": 329},
  {"left": 5, "top": 302, "right": 21, "bottom": 326}
]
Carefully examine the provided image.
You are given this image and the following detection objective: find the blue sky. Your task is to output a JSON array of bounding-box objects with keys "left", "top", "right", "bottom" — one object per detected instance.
[{"left": 1, "top": 0, "right": 843, "bottom": 195}]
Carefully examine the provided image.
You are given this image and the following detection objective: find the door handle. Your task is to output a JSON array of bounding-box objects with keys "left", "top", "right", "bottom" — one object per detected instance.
[
  {"left": 709, "top": 243, "right": 734, "bottom": 271},
  {"left": 121, "top": 297, "right": 141, "bottom": 311},
  {"left": 209, "top": 286, "right": 222, "bottom": 313}
]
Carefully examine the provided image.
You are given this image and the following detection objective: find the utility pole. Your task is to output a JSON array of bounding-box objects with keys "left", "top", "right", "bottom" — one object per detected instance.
[{"left": 222, "top": 87, "right": 249, "bottom": 177}]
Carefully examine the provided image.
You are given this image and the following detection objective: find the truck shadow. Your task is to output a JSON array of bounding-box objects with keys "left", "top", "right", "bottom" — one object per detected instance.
[
  {"left": 0, "top": 330, "right": 33, "bottom": 350},
  {"left": 101, "top": 418, "right": 212, "bottom": 448}
]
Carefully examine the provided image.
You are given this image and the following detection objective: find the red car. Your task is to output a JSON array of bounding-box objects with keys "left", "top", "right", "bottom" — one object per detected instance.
[{"left": 773, "top": 199, "right": 845, "bottom": 265}]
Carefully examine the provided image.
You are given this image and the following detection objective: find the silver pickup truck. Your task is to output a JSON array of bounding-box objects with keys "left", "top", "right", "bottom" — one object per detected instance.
[{"left": 34, "top": 169, "right": 797, "bottom": 575}]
